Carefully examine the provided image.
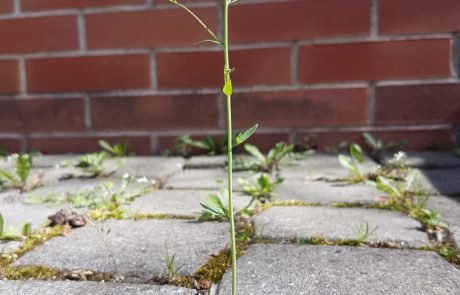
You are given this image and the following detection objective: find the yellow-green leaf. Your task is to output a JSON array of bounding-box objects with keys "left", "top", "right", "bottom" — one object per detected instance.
[{"left": 223, "top": 79, "right": 233, "bottom": 96}]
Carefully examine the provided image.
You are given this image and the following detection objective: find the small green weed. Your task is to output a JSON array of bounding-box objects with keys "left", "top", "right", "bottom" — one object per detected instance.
[
  {"left": 74, "top": 152, "right": 111, "bottom": 177},
  {"left": 0, "top": 154, "right": 41, "bottom": 192},
  {"left": 238, "top": 142, "right": 293, "bottom": 173},
  {"left": 0, "top": 213, "right": 33, "bottom": 241},
  {"left": 354, "top": 221, "right": 378, "bottom": 244},
  {"left": 164, "top": 245, "right": 184, "bottom": 281},
  {"left": 239, "top": 174, "right": 282, "bottom": 208},
  {"left": 325, "top": 141, "right": 349, "bottom": 154},
  {"left": 338, "top": 144, "right": 366, "bottom": 183},
  {"left": 99, "top": 140, "right": 133, "bottom": 157},
  {"left": 362, "top": 132, "right": 401, "bottom": 162},
  {"left": 174, "top": 135, "right": 227, "bottom": 156}
]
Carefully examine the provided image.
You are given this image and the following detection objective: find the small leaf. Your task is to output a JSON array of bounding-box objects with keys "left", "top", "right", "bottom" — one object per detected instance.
[
  {"left": 194, "top": 39, "right": 223, "bottom": 46},
  {"left": 0, "top": 213, "right": 3, "bottom": 235},
  {"left": 99, "top": 140, "right": 115, "bottom": 154},
  {"left": 350, "top": 144, "right": 364, "bottom": 163},
  {"left": 21, "top": 222, "right": 32, "bottom": 237},
  {"left": 0, "top": 169, "right": 17, "bottom": 185},
  {"left": 233, "top": 124, "right": 258, "bottom": 148},
  {"left": 200, "top": 195, "right": 228, "bottom": 220},
  {"left": 338, "top": 155, "right": 355, "bottom": 172},
  {"left": 16, "top": 154, "right": 32, "bottom": 184},
  {"left": 223, "top": 79, "right": 233, "bottom": 96},
  {"left": 244, "top": 144, "right": 266, "bottom": 163}
]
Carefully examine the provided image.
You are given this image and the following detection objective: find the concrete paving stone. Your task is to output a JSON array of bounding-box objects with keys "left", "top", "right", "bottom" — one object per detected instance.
[
  {"left": 14, "top": 219, "right": 229, "bottom": 279},
  {"left": 0, "top": 240, "right": 22, "bottom": 253},
  {"left": 0, "top": 281, "right": 196, "bottom": 295},
  {"left": 418, "top": 168, "right": 460, "bottom": 196},
  {"left": 279, "top": 153, "right": 379, "bottom": 181},
  {"left": 0, "top": 202, "right": 56, "bottom": 229},
  {"left": 275, "top": 179, "right": 387, "bottom": 205},
  {"left": 426, "top": 195, "right": 460, "bottom": 251},
  {"left": 111, "top": 157, "right": 185, "bottom": 181},
  {"left": 218, "top": 244, "right": 460, "bottom": 295},
  {"left": 33, "top": 155, "right": 76, "bottom": 168},
  {"left": 254, "top": 207, "right": 429, "bottom": 247},
  {"left": 128, "top": 189, "right": 253, "bottom": 217},
  {"left": 0, "top": 190, "right": 22, "bottom": 203},
  {"left": 24, "top": 179, "right": 108, "bottom": 200},
  {"left": 165, "top": 169, "right": 258, "bottom": 191},
  {"left": 186, "top": 155, "right": 227, "bottom": 169},
  {"left": 382, "top": 151, "right": 460, "bottom": 169}
]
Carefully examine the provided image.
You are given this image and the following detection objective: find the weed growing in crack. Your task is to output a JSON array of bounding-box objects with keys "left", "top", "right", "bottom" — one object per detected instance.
[
  {"left": 164, "top": 244, "right": 184, "bottom": 281},
  {"left": 173, "top": 134, "right": 228, "bottom": 157},
  {"left": 235, "top": 142, "right": 293, "bottom": 173},
  {"left": 338, "top": 144, "right": 367, "bottom": 183},
  {"left": 92, "top": 223, "right": 119, "bottom": 277},
  {"left": 362, "top": 132, "right": 402, "bottom": 162},
  {"left": 239, "top": 174, "right": 282, "bottom": 208},
  {"left": 354, "top": 221, "right": 378, "bottom": 244},
  {"left": 99, "top": 140, "right": 133, "bottom": 157},
  {"left": 169, "top": 0, "right": 259, "bottom": 293},
  {"left": 0, "top": 213, "right": 35, "bottom": 241},
  {"left": 0, "top": 154, "right": 43, "bottom": 192},
  {"left": 325, "top": 141, "right": 349, "bottom": 155}
]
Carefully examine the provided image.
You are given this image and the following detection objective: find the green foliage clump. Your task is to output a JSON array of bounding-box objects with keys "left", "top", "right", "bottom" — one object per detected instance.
[
  {"left": 239, "top": 174, "right": 282, "bottom": 209},
  {"left": 0, "top": 154, "right": 41, "bottom": 192},
  {"left": 237, "top": 142, "right": 293, "bottom": 173},
  {"left": 99, "top": 140, "right": 133, "bottom": 157}
]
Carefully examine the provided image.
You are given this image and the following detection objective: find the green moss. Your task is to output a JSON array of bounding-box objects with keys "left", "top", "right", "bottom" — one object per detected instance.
[
  {"left": 331, "top": 202, "right": 363, "bottom": 208},
  {"left": 5, "top": 265, "right": 59, "bottom": 280},
  {"left": 297, "top": 236, "right": 362, "bottom": 247},
  {"left": 195, "top": 222, "right": 252, "bottom": 282},
  {"left": 261, "top": 200, "right": 321, "bottom": 210},
  {"left": 132, "top": 213, "right": 195, "bottom": 220}
]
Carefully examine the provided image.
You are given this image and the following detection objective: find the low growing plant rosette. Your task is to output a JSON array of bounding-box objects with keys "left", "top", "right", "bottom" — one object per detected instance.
[{"left": 169, "top": 0, "right": 257, "bottom": 293}]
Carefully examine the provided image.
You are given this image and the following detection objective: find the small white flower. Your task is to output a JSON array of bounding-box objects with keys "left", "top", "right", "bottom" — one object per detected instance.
[
  {"left": 122, "top": 172, "right": 130, "bottom": 179},
  {"left": 136, "top": 176, "right": 148, "bottom": 183}
]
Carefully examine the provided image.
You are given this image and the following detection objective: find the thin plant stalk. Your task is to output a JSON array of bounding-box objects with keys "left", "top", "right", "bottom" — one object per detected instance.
[{"left": 223, "top": 2, "right": 237, "bottom": 294}]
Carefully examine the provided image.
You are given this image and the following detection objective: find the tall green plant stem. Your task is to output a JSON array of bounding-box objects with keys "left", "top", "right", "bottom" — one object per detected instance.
[{"left": 223, "top": 2, "right": 237, "bottom": 295}]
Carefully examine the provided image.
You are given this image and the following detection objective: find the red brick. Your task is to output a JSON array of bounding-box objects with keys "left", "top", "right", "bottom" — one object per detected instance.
[
  {"left": 21, "top": 0, "right": 144, "bottom": 11},
  {"left": 380, "top": 0, "right": 460, "bottom": 35},
  {"left": 0, "top": 0, "right": 14, "bottom": 14},
  {"left": 0, "top": 98, "right": 85, "bottom": 132},
  {"left": 0, "top": 60, "right": 19, "bottom": 94},
  {"left": 376, "top": 84, "right": 460, "bottom": 126},
  {"left": 26, "top": 54, "right": 150, "bottom": 93},
  {"left": 155, "top": 0, "right": 215, "bottom": 4},
  {"left": 0, "top": 16, "right": 78, "bottom": 54},
  {"left": 233, "top": 88, "right": 368, "bottom": 128},
  {"left": 0, "top": 138, "right": 22, "bottom": 153},
  {"left": 86, "top": 8, "right": 217, "bottom": 49},
  {"left": 157, "top": 48, "right": 290, "bottom": 89},
  {"left": 28, "top": 136, "right": 151, "bottom": 155},
  {"left": 369, "top": 129, "right": 453, "bottom": 151},
  {"left": 299, "top": 39, "right": 451, "bottom": 83},
  {"left": 299, "top": 129, "right": 453, "bottom": 151},
  {"left": 91, "top": 94, "right": 219, "bottom": 130},
  {"left": 231, "top": 0, "right": 370, "bottom": 43}
]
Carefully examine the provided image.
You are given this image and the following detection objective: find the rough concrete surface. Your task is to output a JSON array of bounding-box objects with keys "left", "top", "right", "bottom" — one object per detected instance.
[
  {"left": 128, "top": 189, "right": 252, "bottom": 216},
  {"left": 254, "top": 206, "right": 429, "bottom": 247},
  {"left": 275, "top": 179, "right": 387, "bottom": 205},
  {"left": 218, "top": 244, "right": 460, "bottom": 295},
  {"left": 0, "top": 281, "right": 196, "bottom": 295},
  {"left": 15, "top": 219, "right": 229, "bottom": 279}
]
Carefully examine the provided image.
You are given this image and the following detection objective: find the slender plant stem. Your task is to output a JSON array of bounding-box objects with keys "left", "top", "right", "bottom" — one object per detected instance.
[{"left": 223, "top": 1, "right": 237, "bottom": 295}]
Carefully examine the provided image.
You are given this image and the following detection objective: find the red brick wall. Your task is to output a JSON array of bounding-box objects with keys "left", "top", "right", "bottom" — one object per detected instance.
[{"left": 0, "top": 0, "right": 459, "bottom": 154}]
